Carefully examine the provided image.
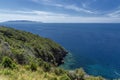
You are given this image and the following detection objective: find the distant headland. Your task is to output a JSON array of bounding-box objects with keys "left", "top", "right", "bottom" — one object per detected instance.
[{"left": 1, "top": 20, "right": 43, "bottom": 24}]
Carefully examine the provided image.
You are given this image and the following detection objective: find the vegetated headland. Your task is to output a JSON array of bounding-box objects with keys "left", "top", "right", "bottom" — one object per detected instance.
[{"left": 0, "top": 26, "right": 105, "bottom": 80}]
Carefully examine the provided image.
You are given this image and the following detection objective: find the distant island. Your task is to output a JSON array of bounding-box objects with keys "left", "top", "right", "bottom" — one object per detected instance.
[
  {"left": 1, "top": 20, "right": 43, "bottom": 24},
  {"left": 0, "top": 26, "right": 104, "bottom": 80}
]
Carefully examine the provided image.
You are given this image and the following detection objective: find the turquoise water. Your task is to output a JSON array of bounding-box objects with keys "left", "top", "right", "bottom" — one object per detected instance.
[{"left": 1, "top": 23, "right": 120, "bottom": 79}]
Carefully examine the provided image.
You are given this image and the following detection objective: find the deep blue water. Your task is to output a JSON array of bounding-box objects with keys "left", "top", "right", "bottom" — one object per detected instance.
[{"left": 0, "top": 23, "right": 120, "bottom": 79}]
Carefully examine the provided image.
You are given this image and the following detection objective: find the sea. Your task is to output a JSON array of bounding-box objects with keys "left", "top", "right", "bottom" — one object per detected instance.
[{"left": 0, "top": 23, "right": 120, "bottom": 79}]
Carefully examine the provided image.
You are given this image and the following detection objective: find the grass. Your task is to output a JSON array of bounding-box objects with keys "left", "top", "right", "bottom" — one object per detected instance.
[{"left": 0, "top": 65, "right": 67, "bottom": 80}]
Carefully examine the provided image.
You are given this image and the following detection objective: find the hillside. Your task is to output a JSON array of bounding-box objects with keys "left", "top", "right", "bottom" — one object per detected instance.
[
  {"left": 0, "top": 26, "right": 67, "bottom": 66},
  {"left": 0, "top": 26, "right": 104, "bottom": 80}
]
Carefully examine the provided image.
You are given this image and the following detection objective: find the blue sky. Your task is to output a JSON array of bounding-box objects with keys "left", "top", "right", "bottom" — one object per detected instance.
[{"left": 0, "top": 0, "right": 120, "bottom": 23}]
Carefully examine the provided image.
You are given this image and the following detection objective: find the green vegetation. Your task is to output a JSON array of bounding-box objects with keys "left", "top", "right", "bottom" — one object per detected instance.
[
  {"left": 1, "top": 56, "right": 16, "bottom": 69},
  {"left": 0, "top": 26, "right": 105, "bottom": 80},
  {"left": 0, "top": 26, "right": 67, "bottom": 66},
  {"left": 29, "top": 61, "right": 38, "bottom": 71}
]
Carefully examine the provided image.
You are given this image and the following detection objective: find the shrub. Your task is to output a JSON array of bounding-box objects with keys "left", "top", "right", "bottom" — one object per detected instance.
[
  {"left": 54, "top": 68, "right": 66, "bottom": 76},
  {"left": 49, "top": 77, "right": 57, "bottom": 80},
  {"left": 44, "top": 73, "right": 48, "bottom": 78},
  {"left": 60, "top": 75, "right": 71, "bottom": 80},
  {"left": 37, "top": 58, "right": 44, "bottom": 67},
  {"left": 43, "top": 62, "right": 51, "bottom": 72},
  {"left": 75, "top": 68, "right": 86, "bottom": 80},
  {"left": 1, "top": 56, "right": 16, "bottom": 69},
  {"left": 85, "top": 76, "right": 104, "bottom": 80},
  {"left": 67, "top": 71, "right": 77, "bottom": 80},
  {"left": 24, "top": 65, "right": 30, "bottom": 70},
  {"left": 30, "top": 62, "right": 37, "bottom": 71},
  {"left": 15, "top": 53, "right": 27, "bottom": 65},
  {"left": 2, "top": 69, "right": 13, "bottom": 75}
]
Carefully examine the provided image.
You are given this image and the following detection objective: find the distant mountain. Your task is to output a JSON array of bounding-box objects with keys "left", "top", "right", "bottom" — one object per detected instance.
[{"left": 1, "top": 20, "right": 43, "bottom": 24}]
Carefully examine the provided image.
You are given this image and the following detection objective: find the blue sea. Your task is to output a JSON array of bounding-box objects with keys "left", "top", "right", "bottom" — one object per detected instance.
[{"left": 1, "top": 23, "right": 120, "bottom": 79}]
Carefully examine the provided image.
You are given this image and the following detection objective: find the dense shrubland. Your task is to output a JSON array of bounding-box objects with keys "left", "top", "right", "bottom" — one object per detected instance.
[
  {"left": 0, "top": 57, "right": 104, "bottom": 80},
  {"left": 0, "top": 26, "right": 67, "bottom": 66},
  {"left": 0, "top": 26, "right": 104, "bottom": 80}
]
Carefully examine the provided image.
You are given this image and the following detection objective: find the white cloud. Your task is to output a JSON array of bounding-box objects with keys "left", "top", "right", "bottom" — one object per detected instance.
[
  {"left": 0, "top": 9, "right": 120, "bottom": 23},
  {"left": 64, "top": 5, "right": 95, "bottom": 14},
  {"left": 0, "top": 9, "right": 69, "bottom": 17},
  {"left": 31, "top": 0, "right": 96, "bottom": 14},
  {"left": 108, "top": 10, "right": 120, "bottom": 17},
  {"left": 15, "top": 10, "right": 69, "bottom": 16},
  {"left": 0, "top": 9, "right": 69, "bottom": 22},
  {"left": 48, "top": 3, "right": 96, "bottom": 14}
]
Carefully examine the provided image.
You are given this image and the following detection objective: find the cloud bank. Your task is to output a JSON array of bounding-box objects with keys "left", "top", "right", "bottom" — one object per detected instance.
[{"left": 0, "top": 9, "right": 120, "bottom": 23}]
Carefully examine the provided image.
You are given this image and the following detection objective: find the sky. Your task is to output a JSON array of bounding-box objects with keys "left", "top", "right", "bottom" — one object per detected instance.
[{"left": 0, "top": 0, "right": 120, "bottom": 23}]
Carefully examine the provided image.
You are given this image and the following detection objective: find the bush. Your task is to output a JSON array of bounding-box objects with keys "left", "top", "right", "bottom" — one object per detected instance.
[
  {"left": 24, "top": 65, "right": 30, "bottom": 70},
  {"left": 2, "top": 69, "right": 13, "bottom": 75},
  {"left": 85, "top": 76, "right": 104, "bottom": 80},
  {"left": 30, "top": 62, "right": 37, "bottom": 71},
  {"left": 54, "top": 68, "right": 66, "bottom": 76},
  {"left": 43, "top": 62, "right": 51, "bottom": 72},
  {"left": 67, "top": 71, "right": 77, "bottom": 80},
  {"left": 15, "top": 53, "right": 27, "bottom": 65},
  {"left": 49, "top": 77, "right": 57, "bottom": 80},
  {"left": 37, "top": 58, "right": 44, "bottom": 67},
  {"left": 1, "top": 56, "right": 16, "bottom": 69},
  {"left": 44, "top": 73, "right": 48, "bottom": 78},
  {"left": 75, "top": 68, "right": 86, "bottom": 80},
  {"left": 67, "top": 68, "right": 86, "bottom": 80},
  {"left": 60, "top": 75, "right": 71, "bottom": 80}
]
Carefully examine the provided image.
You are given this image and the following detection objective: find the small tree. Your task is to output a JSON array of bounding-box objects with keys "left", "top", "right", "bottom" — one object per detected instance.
[{"left": 1, "top": 56, "right": 16, "bottom": 69}]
